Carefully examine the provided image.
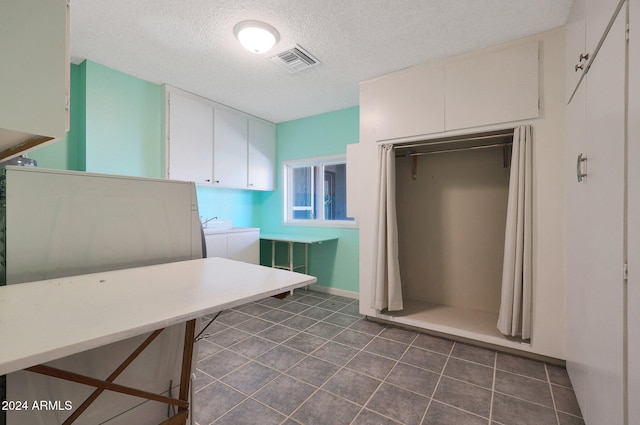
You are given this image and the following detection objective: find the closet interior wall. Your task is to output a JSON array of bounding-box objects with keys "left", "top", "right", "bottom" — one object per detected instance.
[{"left": 395, "top": 146, "right": 510, "bottom": 315}]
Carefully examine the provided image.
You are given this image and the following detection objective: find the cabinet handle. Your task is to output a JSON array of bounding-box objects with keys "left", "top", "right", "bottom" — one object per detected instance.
[
  {"left": 579, "top": 53, "right": 590, "bottom": 62},
  {"left": 214, "top": 180, "right": 220, "bottom": 184},
  {"left": 575, "top": 63, "right": 585, "bottom": 72},
  {"left": 576, "top": 153, "right": 587, "bottom": 183},
  {"left": 205, "top": 179, "right": 211, "bottom": 182}
]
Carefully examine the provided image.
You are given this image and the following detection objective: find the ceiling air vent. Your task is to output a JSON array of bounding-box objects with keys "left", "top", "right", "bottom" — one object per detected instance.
[{"left": 269, "top": 45, "right": 320, "bottom": 73}]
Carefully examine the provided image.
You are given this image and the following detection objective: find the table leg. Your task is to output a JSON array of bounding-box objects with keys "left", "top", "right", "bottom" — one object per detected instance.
[
  {"left": 271, "top": 240, "right": 276, "bottom": 268},
  {"left": 289, "top": 242, "right": 294, "bottom": 295},
  {"left": 177, "top": 319, "right": 197, "bottom": 424},
  {"left": 26, "top": 320, "right": 197, "bottom": 425}
]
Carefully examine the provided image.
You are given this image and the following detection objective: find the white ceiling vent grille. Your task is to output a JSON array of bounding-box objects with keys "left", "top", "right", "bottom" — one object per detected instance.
[{"left": 269, "top": 45, "right": 320, "bottom": 73}]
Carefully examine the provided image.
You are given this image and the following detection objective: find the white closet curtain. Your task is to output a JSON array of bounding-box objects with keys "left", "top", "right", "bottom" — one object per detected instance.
[
  {"left": 497, "top": 125, "right": 533, "bottom": 339},
  {"left": 372, "top": 144, "right": 403, "bottom": 311}
]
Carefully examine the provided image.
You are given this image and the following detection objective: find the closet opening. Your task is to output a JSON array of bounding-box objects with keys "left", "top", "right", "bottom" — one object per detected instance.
[{"left": 386, "top": 128, "right": 529, "bottom": 345}]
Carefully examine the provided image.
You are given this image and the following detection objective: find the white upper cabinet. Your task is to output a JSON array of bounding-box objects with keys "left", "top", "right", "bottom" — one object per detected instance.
[
  {"left": 0, "top": 0, "right": 70, "bottom": 159},
  {"left": 167, "top": 88, "right": 214, "bottom": 184},
  {"left": 213, "top": 107, "right": 248, "bottom": 189},
  {"left": 247, "top": 118, "right": 276, "bottom": 190},
  {"left": 566, "top": 0, "right": 588, "bottom": 102},
  {"left": 165, "top": 86, "right": 276, "bottom": 190},
  {"left": 360, "top": 64, "right": 445, "bottom": 142},
  {"left": 444, "top": 42, "right": 539, "bottom": 130},
  {"left": 566, "top": 0, "right": 626, "bottom": 102},
  {"left": 359, "top": 40, "right": 539, "bottom": 142}
]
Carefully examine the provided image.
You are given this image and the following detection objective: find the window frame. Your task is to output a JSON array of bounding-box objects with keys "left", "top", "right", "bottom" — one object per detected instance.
[{"left": 283, "top": 154, "right": 356, "bottom": 228}]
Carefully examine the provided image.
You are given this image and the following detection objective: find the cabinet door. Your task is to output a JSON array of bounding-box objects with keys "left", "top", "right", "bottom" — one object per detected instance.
[
  {"left": 247, "top": 118, "right": 276, "bottom": 191},
  {"left": 0, "top": 0, "right": 68, "bottom": 149},
  {"left": 213, "top": 108, "right": 248, "bottom": 188},
  {"left": 227, "top": 232, "right": 259, "bottom": 264},
  {"left": 204, "top": 233, "right": 228, "bottom": 258},
  {"left": 445, "top": 42, "right": 539, "bottom": 130},
  {"left": 566, "top": 0, "right": 587, "bottom": 102},
  {"left": 565, "top": 82, "right": 588, "bottom": 409},
  {"left": 586, "top": 0, "right": 625, "bottom": 54},
  {"left": 582, "top": 10, "right": 626, "bottom": 425},
  {"left": 167, "top": 90, "right": 214, "bottom": 184},
  {"left": 627, "top": 0, "right": 640, "bottom": 422},
  {"left": 360, "top": 63, "right": 445, "bottom": 142}
]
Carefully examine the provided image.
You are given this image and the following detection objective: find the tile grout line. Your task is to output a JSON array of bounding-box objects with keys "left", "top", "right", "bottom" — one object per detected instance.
[
  {"left": 348, "top": 330, "right": 419, "bottom": 425},
  {"left": 198, "top": 292, "right": 348, "bottom": 425},
  {"left": 284, "top": 313, "right": 389, "bottom": 425},
  {"left": 489, "top": 350, "right": 497, "bottom": 424},
  {"left": 420, "top": 339, "right": 456, "bottom": 425},
  {"left": 545, "top": 363, "right": 562, "bottom": 425},
  {"left": 195, "top": 293, "right": 324, "bottom": 424}
]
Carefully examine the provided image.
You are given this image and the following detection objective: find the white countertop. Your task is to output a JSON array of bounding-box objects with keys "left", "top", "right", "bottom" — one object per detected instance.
[
  {"left": 0, "top": 257, "right": 315, "bottom": 375},
  {"left": 203, "top": 226, "right": 260, "bottom": 235},
  {"left": 260, "top": 233, "right": 338, "bottom": 244}
]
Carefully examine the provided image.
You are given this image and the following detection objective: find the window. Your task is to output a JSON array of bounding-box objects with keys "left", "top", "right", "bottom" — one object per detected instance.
[{"left": 284, "top": 155, "right": 355, "bottom": 226}]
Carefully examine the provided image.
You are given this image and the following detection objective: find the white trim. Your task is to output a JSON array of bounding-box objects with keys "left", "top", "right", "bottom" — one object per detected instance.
[
  {"left": 306, "top": 284, "right": 359, "bottom": 300},
  {"left": 283, "top": 154, "right": 356, "bottom": 226},
  {"left": 284, "top": 219, "right": 358, "bottom": 229}
]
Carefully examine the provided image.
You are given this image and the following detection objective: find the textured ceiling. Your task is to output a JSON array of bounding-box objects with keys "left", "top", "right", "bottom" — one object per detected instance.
[{"left": 70, "top": 0, "right": 572, "bottom": 123}]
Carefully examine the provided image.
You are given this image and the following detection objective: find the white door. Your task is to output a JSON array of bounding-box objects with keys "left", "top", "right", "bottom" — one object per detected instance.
[
  {"left": 565, "top": 81, "right": 589, "bottom": 408},
  {"left": 213, "top": 107, "right": 248, "bottom": 188},
  {"left": 204, "top": 233, "right": 228, "bottom": 258},
  {"left": 248, "top": 118, "right": 276, "bottom": 190},
  {"left": 227, "top": 232, "right": 260, "bottom": 264},
  {"left": 565, "top": 0, "right": 587, "bottom": 101},
  {"left": 167, "top": 89, "right": 214, "bottom": 184},
  {"left": 582, "top": 8, "right": 626, "bottom": 425},
  {"left": 627, "top": 0, "right": 640, "bottom": 421}
]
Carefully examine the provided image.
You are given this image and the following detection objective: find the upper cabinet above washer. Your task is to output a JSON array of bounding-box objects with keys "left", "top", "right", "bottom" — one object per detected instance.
[{"left": 165, "top": 86, "right": 276, "bottom": 191}]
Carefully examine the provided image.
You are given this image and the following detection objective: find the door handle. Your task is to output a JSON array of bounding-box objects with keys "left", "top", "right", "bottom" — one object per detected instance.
[{"left": 577, "top": 153, "right": 587, "bottom": 183}]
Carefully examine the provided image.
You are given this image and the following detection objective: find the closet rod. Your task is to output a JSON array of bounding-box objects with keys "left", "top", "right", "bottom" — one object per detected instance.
[
  {"left": 393, "top": 130, "right": 514, "bottom": 151},
  {"left": 396, "top": 142, "right": 512, "bottom": 157}
]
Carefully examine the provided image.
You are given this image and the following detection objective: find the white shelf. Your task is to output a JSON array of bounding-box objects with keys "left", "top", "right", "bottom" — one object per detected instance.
[{"left": 369, "top": 298, "right": 533, "bottom": 353}]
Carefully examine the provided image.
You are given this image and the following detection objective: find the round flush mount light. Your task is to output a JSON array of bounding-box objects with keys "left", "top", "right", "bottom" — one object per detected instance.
[{"left": 233, "top": 20, "right": 280, "bottom": 54}]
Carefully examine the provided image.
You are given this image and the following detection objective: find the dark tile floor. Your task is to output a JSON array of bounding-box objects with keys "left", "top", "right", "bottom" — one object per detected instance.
[{"left": 193, "top": 290, "right": 584, "bottom": 425}]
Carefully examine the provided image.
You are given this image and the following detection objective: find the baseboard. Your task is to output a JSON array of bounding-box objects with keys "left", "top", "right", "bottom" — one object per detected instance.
[{"left": 307, "top": 284, "right": 359, "bottom": 300}]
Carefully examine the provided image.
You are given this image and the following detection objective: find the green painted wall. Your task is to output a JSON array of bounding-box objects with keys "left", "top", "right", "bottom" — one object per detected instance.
[
  {"left": 197, "top": 186, "right": 259, "bottom": 227},
  {"left": 257, "top": 107, "right": 360, "bottom": 294},
  {"left": 83, "top": 61, "right": 164, "bottom": 178},
  {"left": 30, "top": 60, "right": 163, "bottom": 178}
]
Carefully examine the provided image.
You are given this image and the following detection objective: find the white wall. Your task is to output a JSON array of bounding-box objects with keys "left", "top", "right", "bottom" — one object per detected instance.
[{"left": 357, "top": 28, "right": 567, "bottom": 359}]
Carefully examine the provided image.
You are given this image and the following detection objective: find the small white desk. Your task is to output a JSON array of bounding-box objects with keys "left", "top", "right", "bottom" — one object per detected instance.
[
  {"left": 260, "top": 233, "right": 338, "bottom": 274},
  {"left": 0, "top": 257, "right": 316, "bottom": 424}
]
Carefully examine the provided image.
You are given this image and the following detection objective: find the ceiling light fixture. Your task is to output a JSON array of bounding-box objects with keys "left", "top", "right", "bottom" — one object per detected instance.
[{"left": 233, "top": 20, "right": 280, "bottom": 54}]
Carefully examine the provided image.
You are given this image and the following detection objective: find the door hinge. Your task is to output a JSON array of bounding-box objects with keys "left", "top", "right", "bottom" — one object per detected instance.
[
  {"left": 624, "top": 263, "right": 629, "bottom": 281},
  {"left": 626, "top": 23, "right": 630, "bottom": 41}
]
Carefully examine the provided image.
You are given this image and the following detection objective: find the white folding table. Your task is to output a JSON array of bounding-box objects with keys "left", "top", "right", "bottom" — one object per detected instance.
[
  {"left": 260, "top": 233, "right": 338, "bottom": 274},
  {"left": 0, "top": 257, "right": 316, "bottom": 425}
]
